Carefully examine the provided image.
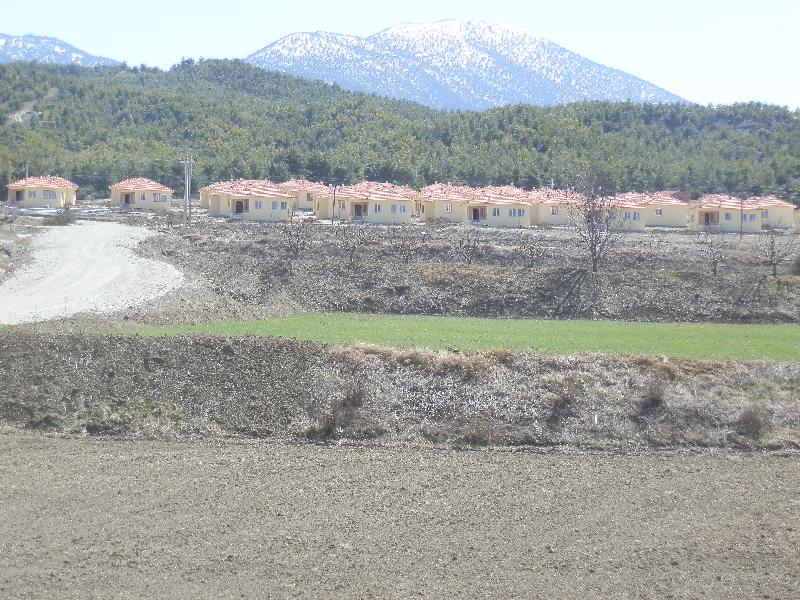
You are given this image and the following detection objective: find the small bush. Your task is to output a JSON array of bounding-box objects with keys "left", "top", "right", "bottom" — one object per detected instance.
[
  {"left": 547, "top": 375, "right": 581, "bottom": 426},
  {"left": 640, "top": 377, "right": 668, "bottom": 414},
  {"left": 735, "top": 404, "right": 770, "bottom": 440},
  {"left": 791, "top": 255, "right": 800, "bottom": 276}
]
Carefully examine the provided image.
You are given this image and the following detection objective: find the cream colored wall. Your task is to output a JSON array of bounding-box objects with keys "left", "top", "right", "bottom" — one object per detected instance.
[
  {"left": 761, "top": 206, "right": 795, "bottom": 229},
  {"left": 617, "top": 209, "right": 647, "bottom": 231},
  {"left": 688, "top": 209, "right": 762, "bottom": 233},
  {"left": 244, "top": 196, "right": 293, "bottom": 222},
  {"left": 644, "top": 204, "right": 688, "bottom": 227},
  {"left": 471, "top": 204, "right": 530, "bottom": 228},
  {"left": 538, "top": 203, "right": 571, "bottom": 226},
  {"left": 199, "top": 190, "right": 211, "bottom": 209},
  {"left": 419, "top": 201, "right": 468, "bottom": 224},
  {"left": 209, "top": 194, "right": 231, "bottom": 217},
  {"left": 113, "top": 188, "right": 172, "bottom": 212},
  {"left": 355, "top": 199, "right": 414, "bottom": 224},
  {"left": 794, "top": 211, "right": 800, "bottom": 232},
  {"left": 294, "top": 191, "right": 315, "bottom": 211},
  {"left": 8, "top": 185, "right": 74, "bottom": 208}
]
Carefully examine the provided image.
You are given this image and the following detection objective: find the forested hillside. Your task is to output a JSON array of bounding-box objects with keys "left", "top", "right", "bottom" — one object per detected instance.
[{"left": 0, "top": 59, "right": 798, "bottom": 202}]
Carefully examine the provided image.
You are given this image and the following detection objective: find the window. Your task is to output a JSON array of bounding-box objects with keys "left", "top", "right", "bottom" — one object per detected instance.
[
  {"left": 374, "top": 203, "right": 382, "bottom": 213},
  {"left": 741, "top": 213, "right": 746, "bottom": 221},
  {"left": 633, "top": 212, "right": 640, "bottom": 221},
  {"left": 624, "top": 211, "right": 631, "bottom": 220},
  {"left": 271, "top": 201, "right": 278, "bottom": 210},
  {"left": 254, "top": 200, "right": 262, "bottom": 209},
  {"left": 762, "top": 210, "right": 769, "bottom": 218},
  {"left": 43, "top": 190, "right": 57, "bottom": 200},
  {"left": 161, "top": 194, "right": 167, "bottom": 202},
  {"left": 399, "top": 205, "right": 407, "bottom": 213},
  {"left": 655, "top": 207, "right": 663, "bottom": 216},
  {"left": 280, "top": 201, "right": 288, "bottom": 210},
  {"left": 338, "top": 201, "right": 345, "bottom": 210},
  {"left": 749, "top": 213, "right": 756, "bottom": 222},
  {"left": 28, "top": 190, "right": 36, "bottom": 199},
  {"left": 444, "top": 204, "right": 453, "bottom": 213},
  {"left": 519, "top": 209, "right": 526, "bottom": 217},
  {"left": 139, "top": 193, "right": 146, "bottom": 202},
  {"left": 550, "top": 206, "right": 558, "bottom": 215},
  {"left": 152, "top": 193, "right": 160, "bottom": 202},
  {"left": 724, "top": 212, "right": 731, "bottom": 221},
  {"left": 391, "top": 204, "right": 397, "bottom": 214},
  {"left": 492, "top": 207, "right": 501, "bottom": 217}
]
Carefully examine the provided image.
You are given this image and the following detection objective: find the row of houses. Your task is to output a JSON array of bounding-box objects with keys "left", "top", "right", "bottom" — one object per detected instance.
[{"left": 6, "top": 175, "right": 800, "bottom": 232}]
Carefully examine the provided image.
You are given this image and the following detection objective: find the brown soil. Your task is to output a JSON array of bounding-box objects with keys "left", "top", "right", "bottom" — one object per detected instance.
[{"left": 1, "top": 431, "right": 797, "bottom": 599}]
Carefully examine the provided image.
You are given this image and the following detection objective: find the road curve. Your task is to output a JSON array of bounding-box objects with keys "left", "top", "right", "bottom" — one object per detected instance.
[{"left": 0, "top": 221, "right": 183, "bottom": 324}]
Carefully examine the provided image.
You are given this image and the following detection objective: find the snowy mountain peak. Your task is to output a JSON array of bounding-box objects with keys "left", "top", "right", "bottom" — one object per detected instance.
[
  {"left": 247, "top": 20, "right": 684, "bottom": 110},
  {"left": 0, "top": 34, "right": 120, "bottom": 67}
]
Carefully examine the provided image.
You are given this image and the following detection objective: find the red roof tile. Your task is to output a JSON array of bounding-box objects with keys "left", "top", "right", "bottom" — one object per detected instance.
[
  {"left": 8, "top": 175, "right": 78, "bottom": 189},
  {"left": 110, "top": 177, "right": 173, "bottom": 193}
]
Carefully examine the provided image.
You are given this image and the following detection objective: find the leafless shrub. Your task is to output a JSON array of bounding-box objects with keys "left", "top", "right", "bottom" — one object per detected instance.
[
  {"left": 547, "top": 375, "right": 581, "bottom": 426},
  {"left": 695, "top": 231, "right": 728, "bottom": 275},
  {"left": 792, "top": 254, "right": 800, "bottom": 276},
  {"left": 45, "top": 203, "right": 76, "bottom": 226},
  {"left": 338, "top": 222, "right": 370, "bottom": 267},
  {"left": 566, "top": 169, "right": 623, "bottom": 272},
  {"left": 756, "top": 227, "right": 796, "bottom": 277},
  {"left": 456, "top": 229, "right": 480, "bottom": 265},
  {"left": 280, "top": 218, "right": 311, "bottom": 259},
  {"left": 639, "top": 377, "right": 668, "bottom": 418},
  {"left": 389, "top": 225, "right": 419, "bottom": 264},
  {"left": 735, "top": 403, "right": 770, "bottom": 440},
  {"left": 305, "top": 375, "right": 382, "bottom": 440}
]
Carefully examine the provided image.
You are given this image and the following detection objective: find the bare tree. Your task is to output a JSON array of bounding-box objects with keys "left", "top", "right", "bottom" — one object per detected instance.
[
  {"left": 520, "top": 232, "right": 547, "bottom": 268},
  {"left": 456, "top": 229, "right": 480, "bottom": 265},
  {"left": 338, "top": 222, "right": 370, "bottom": 268},
  {"left": 280, "top": 217, "right": 311, "bottom": 259},
  {"left": 566, "top": 170, "right": 622, "bottom": 273},
  {"left": 756, "top": 226, "right": 796, "bottom": 277},
  {"left": 695, "top": 231, "right": 728, "bottom": 275},
  {"left": 389, "top": 225, "right": 418, "bottom": 264}
]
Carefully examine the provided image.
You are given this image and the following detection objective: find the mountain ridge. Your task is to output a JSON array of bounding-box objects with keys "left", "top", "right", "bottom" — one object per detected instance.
[
  {"left": 0, "top": 33, "right": 120, "bottom": 67},
  {"left": 246, "top": 19, "right": 686, "bottom": 110}
]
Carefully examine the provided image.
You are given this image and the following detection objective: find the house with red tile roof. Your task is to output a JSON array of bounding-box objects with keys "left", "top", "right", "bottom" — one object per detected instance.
[
  {"left": 688, "top": 195, "right": 762, "bottom": 233},
  {"left": 202, "top": 180, "right": 296, "bottom": 221},
  {"left": 277, "top": 179, "right": 329, "bottom": 211},
  {"left": 7, "top": 176, "right": 78, "bottom": 208},
  {"left": 746, "top": 195, "right": 796, "bottom": 229},
  {"left": 316, "top": 182, "right": 416, "bottom": 224},
  {"left": 110, "top": 177, "right": 173, "bottom": 212},
  {"left": 611, "top": 192, "right": 689, "bottom": 228},
  {"left": 418, "top": 184, "right": 531, "bottom": 228}
]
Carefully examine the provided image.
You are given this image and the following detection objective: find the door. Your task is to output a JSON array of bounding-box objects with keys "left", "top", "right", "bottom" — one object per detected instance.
[
  {"left": 124, "top": 193, "right": 132, "bottom": 205},
  {"left": 472, "top": 208, "right": 480, "bottom": 221},
  {"left": 15, "top": 190, "right": 23, "bottom": 201},
  {"left": 235, "top": 201, "right": 244, "bottom": 214},
  {"left": 354, "top": 204, "right": 362, "bottom": 218},
  {"left": 704, "top": 213, "right": 710, "bottom": 225}
]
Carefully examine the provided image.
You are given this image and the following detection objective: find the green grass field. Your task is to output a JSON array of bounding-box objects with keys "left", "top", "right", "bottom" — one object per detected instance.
[{"left": 118, "top": 314, "right": 800, "bottom": 361}]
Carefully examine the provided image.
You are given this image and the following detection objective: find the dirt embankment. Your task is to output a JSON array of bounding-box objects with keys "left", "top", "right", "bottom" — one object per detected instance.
[
  {"left": 135, "top": 218, "right": 800, "bottom": 325},
  {"left": 2, "top": 332, "right": 797, "bottom": 450}
]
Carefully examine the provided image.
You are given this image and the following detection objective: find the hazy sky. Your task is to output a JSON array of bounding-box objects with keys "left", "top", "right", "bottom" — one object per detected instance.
[{"left": 3, "top": 0, "right": 798, "bottom": 108}]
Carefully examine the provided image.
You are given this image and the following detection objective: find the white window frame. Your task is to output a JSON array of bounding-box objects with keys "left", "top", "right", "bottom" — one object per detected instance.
[
  {"left": 374, "top": 203, "right": 382, "bottom": 213},
  {"left": 271, "top": 201, "right": 278, "bottom": 210},
  {"left": 28, "top": 190, "right": 36, "bottom": 199},
  {"left": 492, "top": 207, "right": 500, "bottom": 217},
  {"left": 255, "top": 200, "right": 262, "bottom": 209},
  {"left": 655, "top": 207, "right": 663, "bottom": 216},
  {"left": 280, "top": 201, "right": 288, "bottom": 210},
  {"left": 749, "top": 213, "right": 756, "bottom": 222},
  {"left": 399, "top": 205, "right": 407, "bottom": 213},
  {"left": 390, "top": 204, "right": 397, "bottom": 214},
  {"left": 762, "top": 210, "right": 769, "bottom": 218},
  {"left": 550, "top": 206, "right": 558, "bottom": 215},
  {"left": 444, "top": 204, "right": 453, "bottom": 213}
]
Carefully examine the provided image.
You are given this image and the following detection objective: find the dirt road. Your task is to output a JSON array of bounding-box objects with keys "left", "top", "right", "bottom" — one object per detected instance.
[
  {"left": 0, "top": 433, "right": 797, "bottom": 599},
  {"left": 0, "top": 220, "right": 183, "bottom": 324}
]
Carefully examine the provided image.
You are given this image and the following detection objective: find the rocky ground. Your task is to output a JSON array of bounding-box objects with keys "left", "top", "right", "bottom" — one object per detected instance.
[
  {"left": 0, "top": 210, "right": 39, "bottom": 285},
  {"left": 1, "top": 432, "right": 798, "bottom": 599}
]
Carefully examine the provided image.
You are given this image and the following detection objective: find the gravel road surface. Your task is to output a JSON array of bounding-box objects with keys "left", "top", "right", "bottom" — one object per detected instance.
[
  {"left": 0, "top": 221, "right": 183, "bottom": 324},
  {"left": 1, "top": 434, "right": 797, "bottom": 599}
]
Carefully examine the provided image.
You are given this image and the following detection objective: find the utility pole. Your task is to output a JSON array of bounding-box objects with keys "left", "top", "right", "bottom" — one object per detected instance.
[{"left": 181, "top": 154, "right": 194, "bottom": 228}]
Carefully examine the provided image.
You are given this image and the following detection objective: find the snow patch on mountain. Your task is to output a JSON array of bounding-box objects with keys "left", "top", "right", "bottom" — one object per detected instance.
[
  {"left": 246, "top": 19, "right": 685, "bottom": 110},
  {"left": 0, "top": 34, "right": 120, "bottom": 67}
]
